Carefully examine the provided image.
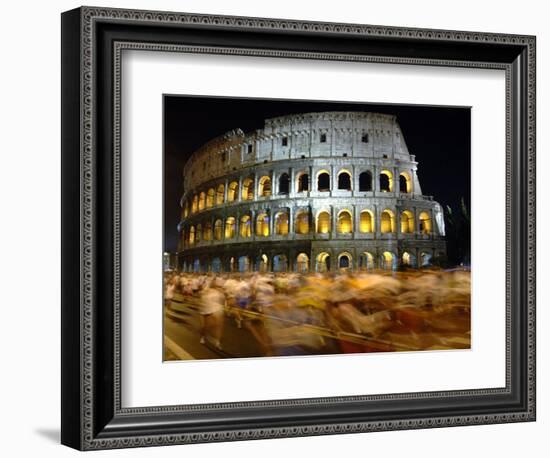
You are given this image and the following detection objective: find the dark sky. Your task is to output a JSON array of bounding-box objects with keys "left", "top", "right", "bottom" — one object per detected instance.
[{"left": 164, "top": 95, "right": 470, "bottom": 252}]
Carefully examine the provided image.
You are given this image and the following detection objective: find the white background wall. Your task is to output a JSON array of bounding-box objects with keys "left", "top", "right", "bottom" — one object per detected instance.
[{"left": 0, "top": 0, "right": 546, "bottom": 456}]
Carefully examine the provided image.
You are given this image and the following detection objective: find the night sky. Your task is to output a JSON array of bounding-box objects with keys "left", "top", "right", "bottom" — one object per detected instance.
[{"left": 164, "top": 96, "right": 470, "bottom": 253}]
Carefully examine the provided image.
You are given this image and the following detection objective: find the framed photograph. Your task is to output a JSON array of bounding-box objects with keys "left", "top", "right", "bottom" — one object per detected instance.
[{"left": 61, "top": 6, "right": 536, "bottom": 450}]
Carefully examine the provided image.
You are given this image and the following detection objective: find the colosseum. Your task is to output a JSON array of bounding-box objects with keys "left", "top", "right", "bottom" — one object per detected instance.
[{"left": 176, "top": 111, "right": 446, "bottom": 273}]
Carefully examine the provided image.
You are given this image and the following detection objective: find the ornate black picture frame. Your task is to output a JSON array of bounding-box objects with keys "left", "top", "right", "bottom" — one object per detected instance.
[{"left": 61, "top": 6, "right": 536, "bottom": 450}]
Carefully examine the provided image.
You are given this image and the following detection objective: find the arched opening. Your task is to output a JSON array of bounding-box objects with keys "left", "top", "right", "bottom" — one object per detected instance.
[
  {"left": 316, "top": 211, "right": 331, "bottom": 234},
  {"left": 214, "top": 219, "right": 223, "bottom": 240},
  {"left": 401, "top": 210, "right": 415, "bottom": 233},
  {"left": 275, "top": 211, "right": 289, "bottom": 235},
  {"left": 338, "top": 252, "right": 352, "bottom": 270},
  {"left": 198, "top": 192, "right": 206, "bottom": 211},
  {"left": 381, "top": 251, "right": 396, "bottom": 271},
  {"left": 211, "top": 257, "right": 221, "bottom": 273},
  {"left": 359, "top": 252, "right": 375, "bottom": 270},
  {"left": 195, "top": 224, "right": 202, "bottom": 243},
  {"left": 216, "top": 184, "right": 224, "bottom": 205},
  {"left": 337, "top": 210, "right": 353, "bottom": 234},
  {"left": 227, "top": 181, "right": 238, "bottom": 202},
  {"left": 256, "top": 212, "right": 270, "bottom": 237},
  {"left": 399, "top": 172, "right": 411, "bottom": 193},
  {"left": 242, "top": 178, "right": 254, "bottom": 200},
  {"left": 380, "top": 209, "right": 395, "bottom": 233},
  {"left": 402, "top": 251, "right": 416, "bottom": 267},
  {"left": 239, "top": 215, "right": 251, "bottom": 238},
  {"left": 296, "top": 253, "right": 309, "bottom": 273},
  {"left": 189, "top": 226, "right": 195, "bottom": 245},
  {"left": 278, "top": 173, "right": 290, "bottom": 194},
  {"left": 359, "top": 210, "right": 374, "bottom": 233},
  {"left": 273, "top": 254, "right": 288, "bottom": 273},
  {"left": 359, "top": 171, "right": 372, "bottom": 192},
  {"left": 317, "top": 171, "right": 330, "bottom": 192},
  {"left": 419, "top": 211, "right": 432, "bottom": 234},
  {"left": 258, "top": 176, "right": 272, "bottom": 197},
  {"left": 420, "top": 252, "right": 432, "bottom": 267},
  {"left": 297, "top": 173, "right": 309, "bottom": 192},
  {"left": 191, "top": 195, "right": 198, "bottom": 213},
  {"left": 379, "top": 170, "right": 393, "bottom": 192},
  {"left": 257, "top": 254, "right": 269, "bottom": 273},
  {"left": 206, "top": 188, "right": 215, "bottom": 208},
  {"left": 316, "top": 252, "right": 331, "bottom": 272},
  {"left": 238, "top": 256, "right": 250, "bottom": 273},
  {"left": 337, "top": 170, "right": 352, "bottom": 190},
  {"left": 229, "top": 257, "right": 236, "bottom": 273},
  {"left": 203, "top": 222, "right": 212, "bottom": 241},
  {"left": 193, "top": 258, "right": 201, "bottom": 273},
  {"left": 224, "top": 217, "right": 236, "bottom": 239},
  {"left": 295, "top": 210, "right": 309, "bottom": 234}
]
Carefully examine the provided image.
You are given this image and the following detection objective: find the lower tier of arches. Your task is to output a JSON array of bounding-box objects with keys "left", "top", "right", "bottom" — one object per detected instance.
[{"left": 176, "top": 240, "right": 446, "bottom": 273}]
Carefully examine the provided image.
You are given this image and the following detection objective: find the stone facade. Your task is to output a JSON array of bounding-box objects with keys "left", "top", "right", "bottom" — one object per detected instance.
[{"left": 177, "top": 111, "right": 446, "bottom": 273}]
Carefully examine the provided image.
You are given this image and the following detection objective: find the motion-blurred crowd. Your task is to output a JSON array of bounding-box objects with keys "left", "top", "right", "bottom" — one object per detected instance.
[{"left": 164, "top": 269, "right": 471, "bottom": 357}]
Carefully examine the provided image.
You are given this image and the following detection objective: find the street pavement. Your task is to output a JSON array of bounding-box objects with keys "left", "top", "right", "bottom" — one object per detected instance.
[{"left": 164, "top": 296, "right": 264, "bottom": 361}]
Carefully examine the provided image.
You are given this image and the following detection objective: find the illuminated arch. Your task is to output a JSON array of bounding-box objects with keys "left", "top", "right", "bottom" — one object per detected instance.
[
  {"left": 183, "top": 201, "right": 189, "bottom": 217},
  {"left": 227, "top": 181, "right": 239, "bottom": 202},
  {"left": 337, "top": 169, "right": 352, "bottom": 190},
  {"left": 239, "top": 215, "right": 252, "bottom": 238},
  {"left": 402, "top": 251, "right": 416, "bottom": 267},
  {"left": 419, "top": 211, "right": 432, "bottom": 234},
  {"left": 317, "top": 170, "right": 330, "bottom": 192},
  {"left": 213, "top": 219, "right": 223, "bottom": 241},
  {"left": 296, "top": 253, "right": 309, "bottom": 273},
  {"left": 316, "top": 252, "right": 331, "bottom": 272},
  {"left": 258, "top": 175, "right": 272, "bottom": 197},
  {"left": 380, "top": 209, "right": 395, "bottom": 233},
  {"left": 399, "top": 172, "right": 412, "bottom": 193},
  {"left": 401, "top": 210, "right": 415, "bottom": 233},
  {"left": 189, "top": 226, "right": 196, "bottom": 245},
  {"left": 316, "top": 211, "right": 331, "bottom": 234},
  {"left": 359, "top": 252, "right": 375, "bottom": 270},
  {"left": 337, "top": 210, "right": 353, "bottom": 234},
  {"left": 191, "top": 195, "right": 198, "bottom": 213},
  {"left": 224, "top": 217, "right": 236, "bottom": 239},
  {"left": 206, "top": 188, "right": 215, "bottom": 208},
  {"left": 215, "top": 184, "right": 225, "bottom": 205},
  {"left": 198, "top": 191, "right": 206, "bottom": 211},
  {"left": 203, "top": 222, "right": 212, "bottom": 241},
  {"left": 295, "top": 210, "right": 309, "bottom": 234},
  {"left": 379, "top": 170, "right": 393, "bottom": 192},
  {"left": 257, "top": 254, "right": 269, "bottom": 273},
  {"left": 274, "top": 211, "right": 289, "bottom": 235},
  {"left": 256, "top": 212, "right": 270, "bottom": 237},
  {"left": 381, "top": 251, "right": 396, "bottom": 271},
  {"left": 359, "top": 210, "right": 374, "bottom": 233},
  {"left": 242, "top": 178, "right": 254, "bottom": 200}
]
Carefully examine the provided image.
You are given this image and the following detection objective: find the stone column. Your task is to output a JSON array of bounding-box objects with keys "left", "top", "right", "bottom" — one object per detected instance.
[{"left": 270, "top": 169, "right": 276, "bottom": 196}]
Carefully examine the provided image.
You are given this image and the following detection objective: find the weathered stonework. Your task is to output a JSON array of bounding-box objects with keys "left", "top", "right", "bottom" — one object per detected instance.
[{"left": 177, "top": 111, "right": 446, "bottom": 272}]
